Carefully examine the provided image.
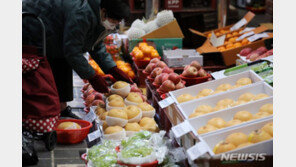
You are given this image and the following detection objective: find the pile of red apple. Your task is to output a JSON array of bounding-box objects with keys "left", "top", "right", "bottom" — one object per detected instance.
[
  {"left": 144, "top": 58, "right": 186, "bottom": 94},
  {"left": 181, "top": 61, "right": 208, "bottom": 78},
  {"left": 239, "top": 46, "right": 273, "bottom": 61}
]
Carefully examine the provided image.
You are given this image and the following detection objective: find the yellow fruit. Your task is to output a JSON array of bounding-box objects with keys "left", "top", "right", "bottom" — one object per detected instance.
[
  {"left": 214, "top": 142, "right": 236, "bottom": 154},
  {"left": 100, "top": 112, "right": 108, "bottom": 120},
  {"left": 126, "top": 93, "right": 143, "bottom": 103},
  {"left": 216, "top": 98, "right": 235, "bottom": 107},
  {"left": 108, "top": 94, "right": 124, "bottom": 102},
  {"left": 249, "top": 130, "right": 272, "bottom": 143},
  {"left": 234, "top": 42, "right": 242, "bottom": 48},
  {"left": 225, "top": 119, "right": 243, "bottom": 127},
  {"left": 198, "top": 89, "right": 214, "bottom": 96},
  {"left": 232, "top": 32, "right": 239, "bottom": 36},
  {"left": 108, "top": 99, "right": 125, "bottom": 107},
  {"left": 177, "top": 94, "right": 195, "bottom": 103},
  {"left": 226, "top": 34, "right": 232, "bottom": 38},
  {"left": 237, "top": 142, "right": 253, "bottom": 149},
  {"left": 139, "top": 117, "right": 158, "bottom": 132},
  {"left": 242, "top": 39, "right": 249, "bottom": 45},
  {"left": 189, "top": 112, "right": 206, "bottom": 118},
  {"left": 113, "top": 81, "right": 128, "bottom": 89},
  {"left": 125, "top": 123, "right": 141, "bottom": 131},
  {"left": 108, "top": 109, "right": 128, "bottom": 120},
  {"left": 195, "top": 105, "right": 213, "bottom": 113},
  {"left": 96, "top": 107, "right": 106, "bottom": 116},
  {"left": 197, "top": 124, "right": 218, "bottom": 134},
  {"left": 137, "top": 102, "right": 154, "bottom": 111},
  {"left": 57, "top": 122, "right": 81, "bottom": 130},
  {"left": 207, "top": 117, "right": 226, "bottom": 129},
  {"left": 253, "top": 112, "right": 270, "bottom": 120},
  {"left": 213, "top": 105, "right": 228, "bottom": 112},
  {"left": 104, "top": 126, "right": 124, "bottom": 134},
  {"left": 125, "top": 105, "right": 141, "bottom": 119},
  {"left": 238, "top": 93, "right": 255, "bottom": 102},
  {"left": 102, "top": 121, "right": 108, "bottom": 131},
  {"left": 236, "top": 77, "right": 252, "bottom": 86},
  {"left": 253, "top": 93, "right": 269, "bottom": 101},
  {"left": 225, "top": 132, "right": 249, "bottom": 146},
  {"left": 228, "top": 38, "right": 236, "bottom": 43},
  {"left": 231, "top": 100, "right": 247, "bottom": 107},
  {"left": 261, "top": 122, "right": 273, "bottom": 137},
  {"left": 216, "top": 84, "right": 232, "bottom": 91},
  {"left": 259, "top": 104, "right": 273, "bottom": 114},
  {"left": 233, "top": 111, "right": 253, "bottom": 122}
]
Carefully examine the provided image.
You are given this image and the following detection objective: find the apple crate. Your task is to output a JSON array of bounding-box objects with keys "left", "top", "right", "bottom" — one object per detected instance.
[
  {"left": 133, "top": 61, "right": 148, "bottom": 87},
  {"left": 178, "top": 82, "right": 273, "bottom": 119},
  {"left": 188, "top": 97, "right": 273, "bottom": 137},
  {"left": 169, "top": 70, "right": 264, "bottom": 105}
]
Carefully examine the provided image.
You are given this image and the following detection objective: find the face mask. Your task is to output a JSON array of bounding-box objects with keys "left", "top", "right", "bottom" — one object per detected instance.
[{"left": 102, "top": 19, "right": 116, "bottom": 30}]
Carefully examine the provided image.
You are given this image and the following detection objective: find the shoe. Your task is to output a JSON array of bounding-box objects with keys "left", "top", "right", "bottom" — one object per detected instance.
[{"left": 60, "top": 106, "right": 81, "bottom": 119}]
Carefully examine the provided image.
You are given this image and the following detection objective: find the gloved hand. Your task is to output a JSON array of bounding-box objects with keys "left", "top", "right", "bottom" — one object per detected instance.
[
  {"left": 108, "top": 66, "right": 133, "bottom": 84},
  {"left": 88, "top": 74, "right": 109, "bottom": 93}
]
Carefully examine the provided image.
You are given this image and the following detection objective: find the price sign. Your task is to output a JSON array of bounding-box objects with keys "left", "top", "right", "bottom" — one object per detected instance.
[
  {"left": 171, "top": 121, "right": 192, "bottom": 138},
  {"left": 83, "top": 108, "right": 97, "bottom": 122},
  {"left": 247, "top": 33, "right": 269, "bottom": 42},
  {"left": 230, "top": 18, "right": 247, "bottom": 31},
  {"left": 187, "top": 141, "right": 209, "bottom": 161},
  {"left": 87, "top": 130, "right": 102, "bottom": 142},
  {"left": 158, "top": 96, "right": 175, "bottom": 109}
]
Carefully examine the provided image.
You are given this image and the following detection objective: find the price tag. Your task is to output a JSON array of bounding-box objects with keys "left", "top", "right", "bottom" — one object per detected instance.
[
  {"left": 87, "top": 130, "right": 102, "bottom": 142},
  {"left": 240, "top": 27, "right": 255, "bottom": 34},
  {"left": 158, "top": 96, "right": 175, "bottom": 109},
  {"left": 171, "top": 121, "right": 192, "bottom": 138},
  {"left": 187, "top": 141, "right": 209, "bottom": 161},
  {"left": 230, "top": 18, "right": 247, "bottom": 31},
  {"left": 236, "top": 31, "right": 255, "bottom": 41},
  {"left": 247, "top": 33, "right": 269, "bottom": 42},
  {"left": 83, "top": 108, "right": 97, "bottom": 122}
]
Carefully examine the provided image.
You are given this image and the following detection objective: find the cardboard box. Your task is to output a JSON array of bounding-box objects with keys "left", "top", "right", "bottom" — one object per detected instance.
[
  {"left": 163, "top": 49, "right": 203, "bottom": 67},
  {"left": 142, "top": 19, "right": 184, "bottom": 39},
  {"left": 128, "top": 38, "right": 183, "bottom": 56}
]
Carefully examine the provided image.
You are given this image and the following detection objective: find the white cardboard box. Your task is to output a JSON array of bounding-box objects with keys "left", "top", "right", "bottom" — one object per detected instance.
[
  {"left": 169, "top": 70, "right": 263, "bottom": 104},
  {"left": 163, "top": 49, "right": 203, "bottom": 67},
  {"left": 178, "top": 82, "right": 273, "bottom": 119}
]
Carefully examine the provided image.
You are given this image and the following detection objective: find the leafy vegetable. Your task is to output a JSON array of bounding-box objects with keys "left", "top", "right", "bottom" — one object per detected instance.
[{"left": 87, "top": 141, "right": 117, "bottom": 167}]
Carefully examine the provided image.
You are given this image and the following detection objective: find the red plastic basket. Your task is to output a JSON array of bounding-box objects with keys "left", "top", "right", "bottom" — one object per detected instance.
[
  {"left": 156, "top": 89, "right": 166, "bottom": 96},
  {"left": 55, "top": 119, "right": 93, "bottom": 144},
  {"left": 132, "top": 57, "right": 161, "bottom": 69},
  {"left": 180, "top": 73, "right": 212, "bottom": 86}
]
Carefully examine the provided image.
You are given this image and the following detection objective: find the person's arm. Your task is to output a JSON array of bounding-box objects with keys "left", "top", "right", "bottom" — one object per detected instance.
[
  {"left": 90, "top": 41, "right": 133, "bottom": 83},
  {"left": 63, "top": 11, "right": 109, "bottom": 92}
]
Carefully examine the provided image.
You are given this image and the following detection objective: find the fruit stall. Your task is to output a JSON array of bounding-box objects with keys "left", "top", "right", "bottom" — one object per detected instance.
[{"left": 24, "top": 6, "right": 273, "bottom": 167}]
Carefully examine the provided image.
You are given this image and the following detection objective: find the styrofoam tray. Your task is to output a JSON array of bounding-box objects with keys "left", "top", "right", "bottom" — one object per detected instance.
[
  {"left": 169, "top": 70, "right": 263, "bottom": 104},
  {"left": 202, "top": 117, "right": 273, "bottom": 156},
  {"left": 189, "top": 97, "right": 273, "bottom": 137},
  {"left": 237, "top": 54, "right": 273, "bottom": 64},
  {"left": 178, "top": 82, "right": 273, "bottom": 119}
]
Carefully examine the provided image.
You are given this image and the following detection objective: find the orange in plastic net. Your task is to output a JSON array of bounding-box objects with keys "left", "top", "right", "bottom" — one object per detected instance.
[{"left": 89, "top": 60, "right": 105, "bottom": 76}]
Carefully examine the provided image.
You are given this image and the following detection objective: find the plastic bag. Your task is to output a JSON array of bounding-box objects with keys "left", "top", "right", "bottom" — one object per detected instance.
[{"left": 22, "top": 131, "right": 38, "bottom": 166}]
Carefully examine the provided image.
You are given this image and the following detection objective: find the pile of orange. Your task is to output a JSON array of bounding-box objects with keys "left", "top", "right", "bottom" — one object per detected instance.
[
  {"left": 217, "top": 38, "right": 250, "bottom": 52},
  {"left": 115, "top": 60, "right": 135, "bottom": 79},
  {"left": 89, "top": 59, "right": 105, "bottom": 76},
  {"left": 131, "top": 42, "right": 160, "bottom": 61},
  {"left": 206, "top": 28, "right": 244, "bottom": 38}
]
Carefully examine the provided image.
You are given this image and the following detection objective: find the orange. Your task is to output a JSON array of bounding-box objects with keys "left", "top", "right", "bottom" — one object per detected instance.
[
  {"left": 229, "top": 38, "right": 236, "bottom": 43},
  {"left": 215, "top": 32, "right": 221, "bottom": 37},
  {"left": 233, "top": 37, "right": 238, "bottom": 40},
  {"left": 132, "top": 47, "right": 139, "bottom": 52},
  {"left": 217, "top": 46, "right": 226, "bottom": 52},
  {"left": 232, "top": 32, "right": 239, "bottom": 36},
  {"left": 207, "top": 33, "right": 212, "bottom": 38},
  {"left": 142, "top": 46, "right": 152, "bottom": 57},
  {"left": 226, "top": 43, "right": 234, "bottom": 49},
  {"left": 128, "top": 71, "right": 135, "bottom": 79},
  {"left": 120, "top": 66, "right": 130, "bottom": 73},
  {"left": 239, "top": 30, "right": 243, "bottom": 34},
  {"left": 226, "top": 34, "right": 232, "bottom": 38},
  {"left": 116, "top": 60, "right": 125, "bottom": 66},
  {"left": 224, "top": 30, "right": 230, "bottom": 33},
  {"left": 151, "top": 50, "right": 159, "bottom": 58},
  {"left": 143, "top": 57, "right": 151, "bottom": 61},
  {"left": 234, "top": 42, "right": 242, "bottom": 48},
  {"left": 220, "top": 30, "right": 226, "bottom": 34},
  {"left": 241, "top": 39, "right": 249, "bottom": 45},
  {"left": 134, "top": 50, "right": 144, "bottom": 60}
]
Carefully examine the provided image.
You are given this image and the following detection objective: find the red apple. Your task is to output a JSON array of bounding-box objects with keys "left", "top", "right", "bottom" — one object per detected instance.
[
  {"left": 150, "top": 67, "right": 163, "bottom": 78},
  {"left": 154, "top": 74, "right": 164, "bottom": 85},
  {"left": 150, "top": 58, "right": 160, "bottom": 64},
  {"left": 83, "top": 88, "right": 94, "bottom": 98},
  {"left": 92, "top": 100, "right": 105, "bottom": 108},
  {"left": 168, "top": 73, "right": 181, "bottom": 85},
  {"left": 93, "top": 92, "right": 103, "bottom": 100},
  {"left": 155, "top": 61, "right": 167, "bottom": 68},
  {"left": 182, "top": 66, "right": 198, "bottom": 78},
  {"left": 184, "top": 65, "right": 190, "bottom": 71},
  {"left": 130, "top": 83, "right": 142, "bottom": 93},
  {"left": 190, "top": 61, "right": 201, "bottom": 70},
  {"left": 82, "top": 83, "right": 90, "bottom": 92},
  {"left": 198, "top": 69, "right": 208, "bottom": 77},
  {"left": 175, "top": 81, "right": 185, "bottom": 89},
  {"left": 239, "top": 48, "right": 252, "bottom": 57},
  {"left": 159, "top": 80, "right": 175, "bottom": 93},
  {"left": 161, "top": 73, "right": 169, "bottom": 82},
  {"left": 162, "top": 67, "right": 174, "bottom": 74},
  {"left": 85, "top": 94, "right": 95, "bottom": 106},
  {"left": 145, "top": 63, "right": 156, "bottom": 74},
  {"left": 256, "top": 46, "right": 268, "bottom": 53}
]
